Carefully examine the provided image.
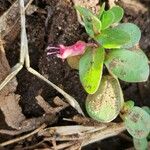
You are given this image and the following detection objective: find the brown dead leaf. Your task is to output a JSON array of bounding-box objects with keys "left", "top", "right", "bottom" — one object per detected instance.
[
  {"left": 0, "top": 0, "right": 31, "bottom": 45},
  {"left": 0, "top": 40, "right": 26, "bottom": 130}
]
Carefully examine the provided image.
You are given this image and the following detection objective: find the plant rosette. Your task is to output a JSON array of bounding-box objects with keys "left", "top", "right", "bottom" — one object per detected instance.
[{"left": 47, "top": 4, "right": 149, "bottom": 126}]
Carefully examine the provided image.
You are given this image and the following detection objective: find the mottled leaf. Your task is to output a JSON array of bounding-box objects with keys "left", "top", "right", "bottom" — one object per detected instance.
[
  {"left": 125, "top": 106, "right": 150, "bottom": 139},
  {"left": 105, "top": 49, "right": 149, "bottom": 82},
  {"left": 79, "top": 46, "right": 105, "bottom": 94},
  {"left": 133, "top": 138, "right": 148, "bottom": 150},
  {"left": 86, "top": 76, "right": 124, "bottom": 122}
]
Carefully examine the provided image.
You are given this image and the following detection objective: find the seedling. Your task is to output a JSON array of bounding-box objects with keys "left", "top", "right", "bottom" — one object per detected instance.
[
  {"left": 120, "top": 102, "right": 150, "bottom": 149},
  {"left": 47, "top": 3, "right": 150, "bottom": 147},
  {"left": 75, "top": 4, "right": 150, "bottom": 142}
]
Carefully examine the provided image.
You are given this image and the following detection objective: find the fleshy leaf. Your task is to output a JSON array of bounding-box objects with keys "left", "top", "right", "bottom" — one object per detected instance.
[
  {"left": 110, "top": 6, "right": 124, "bottom": 23},
  {"left": 115, "top": 23, "right": 141, "bottom": 48},
  {"left": 79, "top": 46, "right": 105, "bottom": 94},
  {"left": 125, "top": 106, "right": 150, "bottom": 139},
  {"left": 105, "top": 49, "right": 149, "bottom": 82},
  {"left": 94, "top": 28, "right": 130, "bottom": 48},
  {"left": 133, "top": 138, "right": 148, "bottom": 150},
  {"left": 86, "top": 76, "right": 124, "bottom": 122},
  {"left": 75, "top": 6, "right": 101, "bottom": 37},
  {"left": 101, "top": 10, "right": 114, "bottom": 30}
]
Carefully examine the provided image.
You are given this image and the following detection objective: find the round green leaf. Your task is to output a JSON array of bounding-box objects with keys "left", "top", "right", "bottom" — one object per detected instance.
[
  {"left": 133, "top": 138, "right": 148, "bottom": 150},
  {"left": 79, "top": 47, "right": 105, "bottom": 94},
  {"left": 110, "top": 6, "right": 124, "bottom": 23},
  {"left": 86, "top": 76, "right": 124, "bottom": 122},
  {"left": 115, "top": 23, "right": 141, "bottom": 48},
  {"left": 101, "top": 10, "right": 115, "bottom": 30},
  {"left": 125, "top": 106, "right": 150, "bottom": 139},
  {"left": 105, "top": 49, "right": 149, "bottom": 82},
  {"left": 95, "top": 28, "right": 130, "bottom": 48}
]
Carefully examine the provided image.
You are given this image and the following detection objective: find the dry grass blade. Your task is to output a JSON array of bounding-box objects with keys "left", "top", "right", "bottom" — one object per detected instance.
[
  {"left": 39, "top": 122, "right": 125, "bottom": 148},
  {"left": 82, "top": 123, "right": 125, "bottom": 146},
  {"left": 0, "top": 0, "right": 84, "bottom": 116}
]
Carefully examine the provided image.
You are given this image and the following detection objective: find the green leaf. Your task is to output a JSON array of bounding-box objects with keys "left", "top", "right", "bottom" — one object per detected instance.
[
  {"left": 97, "top": 3, "right": 105, "bottom": 19},
  {"left": 125, "top": 106, "right": 150, "bottom": 139},
  {"left": 120, "top": 100, "right": 134, "bottom": 120},
  {"left": 75, "top": 6, "right": 94, "bottom": 37},
  {"left": 92, "top": 16, "right": 102, "bottom": 34},
  {"left": 101, "top": 10, "right": 115, "bottom": 30},
  {"left": 110, "top": 6, "right": 124, "bottom": 23},
  {"left": 122, "top": 101, "right": 134, "bottom": 113},
  {"left": 75, "top": 6, "right": 101, "bottom": 37},
  {"left": 94, "top": 28, "right": 130, "bottom": 48},
  {"left": 79, "top": 46, "right": 105, "bottom": 94},
  {"left": 83, "top": 17, "right": 95, "bottom": 37},
  {"left": 142, "top": 106, "right": 150, "bottom": 115},
  {"left": 100, "top": 6, "right": 124, "bottom": 30},
  {"left": 75, "top": 5, "right": 93, "bottom": 18},
  {"left": 86, "top": 75, "right": 124, "bottom": 122},
  {"left": 133, "top": 138, "right": 148, "bottom": 150},
  {"left": 124, "top": 101, "right": 135, "bottom": 110},
  {"left": 105, "top": 49, "right": 149, "bottom": 82},
  {"left": 115, "top": 23, "right": 141, "bottom": 48}
]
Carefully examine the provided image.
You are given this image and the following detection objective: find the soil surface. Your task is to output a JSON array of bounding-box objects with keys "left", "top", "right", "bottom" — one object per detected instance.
[{"left": 0, "top": 0, "right": 150, "bottom": 149}]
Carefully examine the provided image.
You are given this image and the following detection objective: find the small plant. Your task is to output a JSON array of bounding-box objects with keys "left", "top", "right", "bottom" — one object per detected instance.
[{"left": 47, "top": 3, "right": 150, "bottom": 147}]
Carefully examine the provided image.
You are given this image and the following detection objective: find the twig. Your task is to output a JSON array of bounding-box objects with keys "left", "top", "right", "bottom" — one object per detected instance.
[
  {"left": 82, "top": 122, "right": 125, "bottom": 146},
  {"left": 0, "top": 124, "right": 46, "bottom": 147},
  {"left": 36, "top": 95, "right": 55, "bottom": 113},
  {"left": 39, "top": 122, "right": 125, "bottom": 148},
  {"left": 51, "top": 141, "right": 77, "bottom": 150},
  {"left": 36, "top": 96, "right": 69, "bottom": 114},
  {"left": 24, "top": 0, "right": 34, "bottom": 11}
]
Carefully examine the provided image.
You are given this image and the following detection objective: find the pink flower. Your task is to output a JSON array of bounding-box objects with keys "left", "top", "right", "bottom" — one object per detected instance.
[{"left": 47, "top": 41, "right": 95, "bottom": 59}]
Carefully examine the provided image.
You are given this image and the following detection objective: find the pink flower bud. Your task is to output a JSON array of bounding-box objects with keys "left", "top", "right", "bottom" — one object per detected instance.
[
  {"left": 47, "top": 41, "right": 95, "bottom": 60},
  {"left": 57, "top": 41, "right": 86, "bottom": 59}
]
